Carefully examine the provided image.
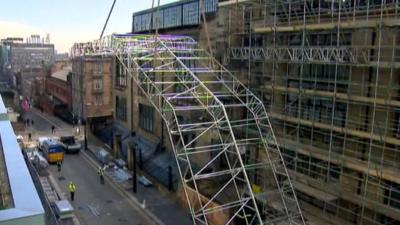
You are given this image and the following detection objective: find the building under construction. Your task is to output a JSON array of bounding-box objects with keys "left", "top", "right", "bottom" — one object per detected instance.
[
  {"left": 222, "top": 0, "right": 400, "bottom": 224},
  {"left": 71, "top": 0, "right": 400, "bottom": 224}
]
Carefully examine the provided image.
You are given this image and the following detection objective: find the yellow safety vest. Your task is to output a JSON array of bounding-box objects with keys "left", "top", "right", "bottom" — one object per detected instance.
[
  {"left": 68, "top": 183, "right": 76, "bottom": 192},
  {"left": 98, "top": 168, "right": 104, "bottom": 176}
]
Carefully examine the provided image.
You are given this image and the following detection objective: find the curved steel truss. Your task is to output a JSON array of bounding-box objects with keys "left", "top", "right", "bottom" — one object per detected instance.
[{"left": 71, "top": 34, "right": 305, "bottom": 225}]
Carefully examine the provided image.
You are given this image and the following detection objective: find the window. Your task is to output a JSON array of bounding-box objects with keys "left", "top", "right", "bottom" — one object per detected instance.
[
  {"left": 163, "top": 6, "right": 182, "bottom": 28},
  {"left": 116, "top": 60, "right": 127, "bottom": 87},
  {"left": 139, "top": 104, "right": 154, "bottom": 132},
  {"left": 95, "top": 95, "right": 102, "bottom": 106},
  {"left": 182, "top": 2, "right": 199, "bottom": 26},
  {"left": 93, "top": 79, "right": 103, "bottom": 90},
  {"left": 395, "top": 112, "right": 400, "bottom": 138},
  {"left": 94, "top": 62, "right": 102, "bottom": 74},
  {"left": 138, "top": 70, "right": 155, "bottom": 95},
  {"left": 384, "top": 181, "right": 400, "bottom": 210},
  {"left": 152, "top": 10, "right": 164, "bottom": 30},
  {"left": 203, "top": 0, "right": 217, "bottom": 13},
  {"left": 116, "top": 96, "right": 127, "bottom": 121}
]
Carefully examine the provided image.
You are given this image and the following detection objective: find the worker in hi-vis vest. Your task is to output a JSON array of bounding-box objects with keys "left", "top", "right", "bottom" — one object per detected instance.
[
  {"left": 68, "top": 181, "right": 76, "bottom": 201},
  {"left": 98, "top": 167, "right": 105, "bottom": 185}
]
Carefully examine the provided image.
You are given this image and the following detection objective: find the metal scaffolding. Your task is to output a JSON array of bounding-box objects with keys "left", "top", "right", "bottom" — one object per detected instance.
[
  {"left": 225, "top": 0, "right": 400, "bottom": 225},
  {"left": 71, "top": 34, "right": 305, "bottom": 225}
]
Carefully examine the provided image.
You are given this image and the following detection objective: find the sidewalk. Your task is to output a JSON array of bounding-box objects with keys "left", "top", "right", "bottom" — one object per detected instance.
[{"left": 85, "top": 136, "right": 193, "bottom": 225}]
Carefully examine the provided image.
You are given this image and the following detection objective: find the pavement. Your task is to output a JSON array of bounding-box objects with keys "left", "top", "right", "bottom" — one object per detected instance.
[{"left": 21, "top": 108, "right": 193, "bottom": 225}]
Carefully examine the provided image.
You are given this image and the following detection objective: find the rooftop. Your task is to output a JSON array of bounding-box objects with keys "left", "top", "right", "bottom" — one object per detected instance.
[
  {"left": 50, "top": 66, "right": 72, "bottom": 82},
  {"left": 0, "top": 94, "right": 44, "bottom": 224}
]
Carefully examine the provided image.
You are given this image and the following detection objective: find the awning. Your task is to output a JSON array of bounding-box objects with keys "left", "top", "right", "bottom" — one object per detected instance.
[
  {"left": 141, "top": 150, "right": 178, "bottom": 190},
  {"left": 130, "top": 135, "right": 158, "bottom": 161},
  {"left": 124, "top": 134, "right": 179, "bottom": 190},
  {"left": 93, "top": 123, "right": 179, "bottom": 190}
]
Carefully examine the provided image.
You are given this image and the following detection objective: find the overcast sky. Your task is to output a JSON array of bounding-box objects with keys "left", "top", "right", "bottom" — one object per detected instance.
[{"left": 0, "top": 0, "right": 177, "bottom": 53}]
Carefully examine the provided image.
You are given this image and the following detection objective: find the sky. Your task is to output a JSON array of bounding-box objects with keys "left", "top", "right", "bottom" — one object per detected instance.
[{"left": 0, "top": 0, "right": 178, "bottom": 53}]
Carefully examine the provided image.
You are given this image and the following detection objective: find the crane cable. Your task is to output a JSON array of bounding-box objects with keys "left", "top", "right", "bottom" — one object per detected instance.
[
  {"left": 199, "top": 0, "right": 213, "bottom": 57},
  {"left": 154, "top": 0, "right": 161, "bottom": 37},
  {"left": 100, "top": 0, "right": 117, "bottom": 39},
  {"left": 149, "top": 0, "right": 161, "bottom": 37}
]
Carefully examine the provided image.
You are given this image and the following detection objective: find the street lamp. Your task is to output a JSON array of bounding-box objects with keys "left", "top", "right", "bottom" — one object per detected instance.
[
  {"left": 80, "top": 85, "right": 87, "bottom": 150},
  {"left": 83, "top": 118, "right": 88, "bottom": 150},
  {"left": 132, "top": 143, "right": 137, "bottom": 193}
]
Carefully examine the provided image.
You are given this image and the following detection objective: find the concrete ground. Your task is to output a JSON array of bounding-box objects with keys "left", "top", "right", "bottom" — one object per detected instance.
[{"left": 48, "top": 151, "right": 150, "bottom": 225}]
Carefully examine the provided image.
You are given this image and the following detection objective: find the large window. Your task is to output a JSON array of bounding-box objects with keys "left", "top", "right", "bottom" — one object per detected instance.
[
  {"left": 94, "top": 62, "right": 102, "bottom": 74},
  {"left": 116, "top": 60, "right": 127, "bottom": 87},
  {"left": 139, "top": 104, "right": 154, "bottom": 132},
  {"left": 93, "top": 79, "right": 103, "bottom": 90},
  {"left": 116, "top": 96, "right": 127, "bottom": 121},
  {"left": 164, "top": 6, "right": 182, "bottom": 28},
  {"left": 94, "top": 95, "right": 102, "bottom": 106},
  {"left": 384, "top": 181, "right": 400, "bottom": 210},
  {"left": 395, "top": 112, "right": 400, "bottom": 138},
  {"left": 182, "top": 2, "right": 199, "bottom": 26}
]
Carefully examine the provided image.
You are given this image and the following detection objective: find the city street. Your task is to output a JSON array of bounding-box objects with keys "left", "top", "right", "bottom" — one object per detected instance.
[
  {"left": 21, "top": 107, "right": 77, "bottom": 139},
  {"left": 22, "top": 108, "right": 153, "bottom": 225},
  {"left": 3, "top": 1, "right": 399, "bottom": 224},
  {"left": 48, "top": 151, "right": 150, "bottom": 225}
]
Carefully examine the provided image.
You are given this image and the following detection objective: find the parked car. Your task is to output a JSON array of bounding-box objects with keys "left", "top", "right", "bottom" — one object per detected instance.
[{"left": 59, "top": 136, "right": 81, "bottom": 153}]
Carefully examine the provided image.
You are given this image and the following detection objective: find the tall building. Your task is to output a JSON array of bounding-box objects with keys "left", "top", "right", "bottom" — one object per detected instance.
[
  {"left": 0, "top": 37, "right": 23, "bottom": 82},
  {"left": 9, "top": 41, "right": 54, "bottom": 73},
  {"left": 38, "top": 63, "right": 73, "bottom": 117},
  {"left": 223, "top": 1, "right": 400, "bottom": 225},
  {"left": 0, "top": 35, "right": 54, "bottom": 91},
  {"left": 130, "top": 0, "right": 400, "bottom": 224},
  {"left": 71, "top": 53, "right": 113, "bottom": 128}
]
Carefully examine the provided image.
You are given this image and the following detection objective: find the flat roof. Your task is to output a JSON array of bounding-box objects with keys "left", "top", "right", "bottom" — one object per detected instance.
[
  {"left": 51, "top": 66, "right": 72, "bottom": 82},
  {"left": 0, "top": 94, "right": 44, "bottom": 222}
]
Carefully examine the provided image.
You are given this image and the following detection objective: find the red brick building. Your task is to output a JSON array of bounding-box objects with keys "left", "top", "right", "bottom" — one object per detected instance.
[{"left": 39, "top": 64, "right": 73, "bottom": 120}]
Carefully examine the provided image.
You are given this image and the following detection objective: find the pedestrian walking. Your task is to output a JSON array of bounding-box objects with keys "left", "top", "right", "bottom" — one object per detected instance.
[
  {"left": 51, "top": 125, "right": 55, "bottom": 134},
  {"left": 68, "top": 181, "right": 76, "bottom": 201},
  {"left": 98, "top": 166, "right": 105, "bottom": 184},
  {"left": 57, "top": 160, "right": 62, "bottom": 172},
  {"left": 31, "top": 119, "right": 34, "bottom": 126},
  {"left": 28, "top": 133, "right": 32, "bottom": 141},
  {"left": 26, "top": 119, "right": 30, "bottom": 127}
]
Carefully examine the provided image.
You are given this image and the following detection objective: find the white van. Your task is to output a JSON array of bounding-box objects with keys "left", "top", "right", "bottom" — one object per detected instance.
[{"left": 37, "top": 137, "right": 50, "bottom": 151}]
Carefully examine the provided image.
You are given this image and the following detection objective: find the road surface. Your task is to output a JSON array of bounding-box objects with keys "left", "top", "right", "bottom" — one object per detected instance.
[{"left": 23, "top": 108, "right": 154, "bottom": 225}]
